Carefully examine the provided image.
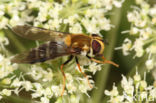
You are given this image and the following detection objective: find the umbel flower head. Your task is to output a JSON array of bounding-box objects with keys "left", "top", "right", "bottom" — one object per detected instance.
[
  {"left": 0, "top": 0, "right": 124, "bottom": 103},
  {"left": 105, "top": 71, "right": 156, "bottom": 103},
  {"left": 0, "top": 0, "right": 124, "bottom": 34},
  {"left": 119, "top": 0, "right": 156, "bottom": 71}
]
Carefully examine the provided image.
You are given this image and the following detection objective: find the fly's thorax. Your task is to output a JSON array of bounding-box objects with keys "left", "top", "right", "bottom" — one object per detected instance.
[{"left": 65, "top": 34, "right": 91, "bottom": 54}]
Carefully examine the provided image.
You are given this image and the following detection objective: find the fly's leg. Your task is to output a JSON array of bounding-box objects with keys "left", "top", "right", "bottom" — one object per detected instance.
[
  {"left": 102, "top": 56, "right": 119, "bottom": 67},
  {"left": 60, "top": 55, "right": 73, "bottom": 96},
  {"left": 75, "top": 57, "right": 93, "bottom": 88},
  {"left": 86, "top": 55, "right": 119, "bottom": 67}
]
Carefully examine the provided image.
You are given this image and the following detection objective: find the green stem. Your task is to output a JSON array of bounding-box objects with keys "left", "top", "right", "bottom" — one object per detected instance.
[{"left": 90, "top": 8, "right": 122, "bottom": 103}]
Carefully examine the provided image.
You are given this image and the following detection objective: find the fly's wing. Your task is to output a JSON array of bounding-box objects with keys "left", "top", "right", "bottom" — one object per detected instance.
[
  {"left": 11, "top": 25, "right": 68, "bottom": 41},
  {"left": 11, "top": 41, "right": 73, "bottom": 64}
]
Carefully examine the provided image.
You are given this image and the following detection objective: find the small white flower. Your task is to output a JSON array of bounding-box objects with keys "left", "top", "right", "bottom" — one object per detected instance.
[
  {"left": 122, "top": 38, "right": 132, "bottom": 55},
  {"left": 40, "top": 97, "right": 49, "bottom": 103},
  {"left": 89, "top": 62, "right": 102, "bottom": 75},
  {"left": 43, "top": 87, "right": 53, "bottom": 98},
  {"left": 145, "top": 59, "right": 154, "bottom": 70},
  {"left": 70, "top": 95, "right": 80, "bottom": 103},
  {"left": 133, "top": 73, "right": 141, "bottom": 82},
  {"left": 149, "top": 45, "right": 156, "bottom": 54},
  {"left": 99, "top": 18, "right": 112, "bottom": 31},
  {"left": 140, "top": 80, "right": 147, "bottom": 90},
  {"left": 1, "top": 89, "right": 12, "bottom": 96},
  {"left": 69, "top": 23, "right": 82, "bottom": 33},
  {"left": 9, "top": 14, "right": 24, "bottom": 26},
  {"left": 1, "top": 78, "right": 11, "bottom": 85},
  {"left": 149, "top": 88, "right": 156, "bottom": 99},
  {"left": 48, "top": 19, "right": 62, "bottom": 30},
  {"left": 82, "top": 17, "right": 100, "bottom": 34},
  {"left": 130, "top": 27, "right": 139, "bottom": 35},
  {"left": 66, "top": 73, "right": 73, "bottom": 82},
  {"left": 140, "top": 91, "right": 147, "bottom": 100},
  {"left": 32, "top": 83, "right": 44, "bottom": 98},
  {"left": 149, "top": 6, "right": 156, "bottom": 16},
  {"left": 66, "top": 82, "right": 77, "bottom": 94},
  {"left": 105, "top": 84, "right": 119, "bottom": 96},
  {"left": 0, "top": 5, "right": 5, "bottom": 16},
  {"left": 64, "top": 14, "right": 79, "bottom": 25},
  {"left": 127, "top": 11, "right": 138, "bottom": 22},
  {"left": 78, "top": 78, "right": 92, "bottom": 95},
  {"left": 51, "top": 85, "right": 61, "bottom": 97},
  {"left": 0, "top": 95, "right": 2, "bottom": 100},
  {"left": 11, "top": 78, "right": 22, "bottom": 87},
  {"left": 0, "top": 54, "right": 4, "bottom": 61},
  {"left": 133, "top": 38, "right": 144, "bottom": 57},
  {"left": 121, "top": 75, "right": 134, "bottom": 95},
  {"left": 136, "top": 0, "right": 143, "bottom": 4},
  {"left": 22, "top": 81, "right": 33, "bottom": 91},
  {"left": 0, "top": 17, "right": 8, "bottom": 29},
  {"left": 113, "top": 0, "right": 125, "bottom": 8},
  {"left": 42, "top": 68, "right": 53, "bottom": 82},
  {"left": 27, "top": 65, "right": 43, "bottom": 80},
  {"left": 32, "top": 92, "right": 42, "bottom": 99}
]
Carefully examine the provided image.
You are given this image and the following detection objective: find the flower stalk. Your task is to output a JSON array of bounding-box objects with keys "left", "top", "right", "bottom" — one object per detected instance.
[{"left": 90, "top": 7, "right": 122, "bottom": 103}]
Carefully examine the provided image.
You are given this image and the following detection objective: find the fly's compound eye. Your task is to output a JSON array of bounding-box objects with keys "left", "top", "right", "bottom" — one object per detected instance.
[{"left": 92, "top": 40, "right": 101, "bottom": 55}]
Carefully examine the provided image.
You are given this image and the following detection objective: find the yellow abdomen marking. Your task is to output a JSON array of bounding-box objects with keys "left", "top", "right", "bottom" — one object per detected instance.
[{"left": 64, "top": 35, "right": 71, "bottom": 47}]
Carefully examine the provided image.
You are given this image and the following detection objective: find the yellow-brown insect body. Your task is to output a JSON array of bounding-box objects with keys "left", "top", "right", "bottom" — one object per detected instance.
[
  {"left": 64, "top": 34, "right": 105, "bottom": 57},
  {"left": 10, "top": 25, "right": 108, "bottom": 64}
]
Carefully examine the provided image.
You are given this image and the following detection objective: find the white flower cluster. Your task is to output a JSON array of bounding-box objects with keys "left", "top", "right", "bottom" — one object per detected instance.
[
  {"left": 105, "top": 72, "right": 156, "bottom": 103},
  {"left": 120, "top": 1, "right": 156, "bottom": 71},
  {"left": 0, "top": 55, "right": 92, "bottom": 102},
  {"left": 0, "top": 54, "right": 18, "bottom": 79},
  {"left": 0, "top": 0, "right": 124, "bottom": 34},
  {"left": 0, "top": 53, "right": 18, "bottom": 100},
  {"left": 0, "top": 32, "right": 9, "bottom": 52}
]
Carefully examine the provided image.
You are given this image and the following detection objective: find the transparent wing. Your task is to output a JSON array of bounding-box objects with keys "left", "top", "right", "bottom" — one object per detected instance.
[
  {"left": 11, "top": 41, "right": 74, "bottom": 64},
  {"left": 11, "top": 25, "right": 68, "bottom": 41}
]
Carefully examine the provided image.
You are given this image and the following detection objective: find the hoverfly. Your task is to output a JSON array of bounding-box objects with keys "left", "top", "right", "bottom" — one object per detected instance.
[{"left": 10, "top": 25, "right": 119, "bottom": 96}]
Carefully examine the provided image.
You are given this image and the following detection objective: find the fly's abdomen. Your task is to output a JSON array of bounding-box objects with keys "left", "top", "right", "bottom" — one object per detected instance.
[
  {"left": 24, "top": 43, "right": 47, "bottom": 63},
  {"left": 49, "top": 41, "right": 69, "bottom": 58},
  {"left": 29, "top": 41, "right": 69, "bottom": 63}
]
